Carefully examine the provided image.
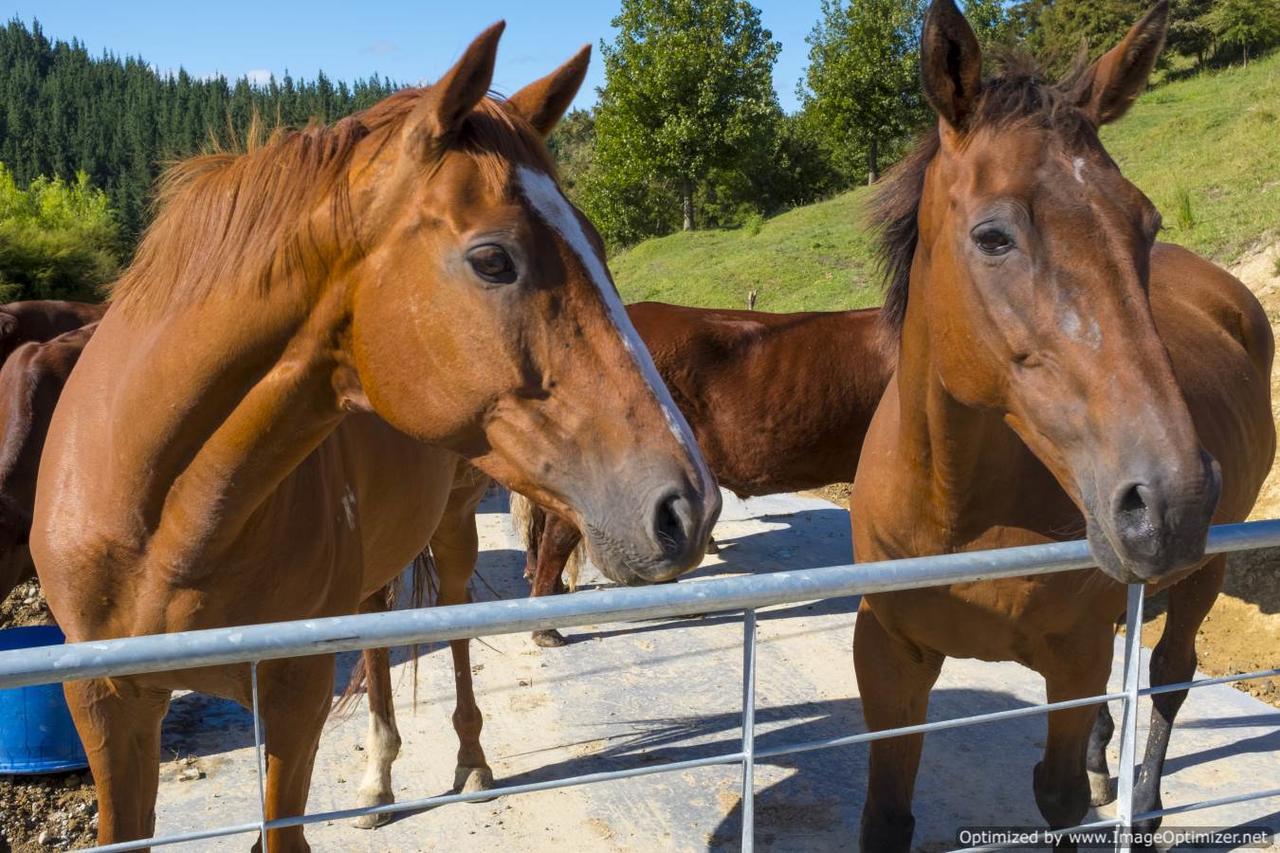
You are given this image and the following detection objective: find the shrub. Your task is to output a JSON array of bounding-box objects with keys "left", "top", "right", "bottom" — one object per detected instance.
[{"left": 0, "top": 164, "right": 119, "bottom": 302}]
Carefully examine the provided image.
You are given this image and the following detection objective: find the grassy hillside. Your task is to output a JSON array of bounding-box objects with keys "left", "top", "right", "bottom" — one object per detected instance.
[{"left": 611, "top": 51, "right": 1280, "bottom": 311}]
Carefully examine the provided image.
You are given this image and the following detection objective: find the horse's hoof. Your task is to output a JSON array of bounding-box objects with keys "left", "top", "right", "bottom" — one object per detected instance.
[
  {"left": 454, "top": 765, "right": 495, "bottom": 800},
  {"left": 705, "top": 537, "right": 720, "bottom": 555},
  {"left": 532, "top": 629, "right": 568, "bottom": 647},
  {"left": 1088, "top": 770, "right": 1115, "bottom": 806},
  {"left": 352, "top": 791, "right": 393, "bottom": 829}
]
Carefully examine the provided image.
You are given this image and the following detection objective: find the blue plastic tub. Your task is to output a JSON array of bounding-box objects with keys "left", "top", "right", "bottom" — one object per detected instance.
[{"left": 0, "top": 625, "right": 89, "bottom": 774}]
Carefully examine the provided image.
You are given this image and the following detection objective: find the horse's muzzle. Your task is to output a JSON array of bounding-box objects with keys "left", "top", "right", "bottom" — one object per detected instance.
[{"left": 1088, "top": 449, "right": 1221, "bottom": 583}]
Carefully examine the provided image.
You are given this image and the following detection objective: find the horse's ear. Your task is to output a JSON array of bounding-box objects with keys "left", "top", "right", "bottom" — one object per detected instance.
[
  {"left": 920, "top": 0, "right": 983, "bottom": 130},
  {"left": 508, "top": 45, "right": 591, "bottom": 138},
  {"left": 404, "top": 21, "right": 505, "bottom": 157},
  {"left": 1071, "top": 1, "right": 1168, "bottom": 126}
]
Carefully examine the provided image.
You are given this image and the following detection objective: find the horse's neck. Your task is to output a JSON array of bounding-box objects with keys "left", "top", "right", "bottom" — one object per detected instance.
[
  {"left": 104, "top": 290, "right": 350, "bottom": 553},
  {"left": 869, "top": 334, "right": 1064, "bottom": 553}
]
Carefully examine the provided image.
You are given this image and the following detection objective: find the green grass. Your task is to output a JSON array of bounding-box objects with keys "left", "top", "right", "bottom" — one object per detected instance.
[
  {"left": 610, "top": 188, "right": 881, "bottom": 312},
  {"left": 611, "top": 51, "right": 1280, "bottom": 311},
  {"left": 1102, "top": 53, "right": 1280, "bottom": 263}
]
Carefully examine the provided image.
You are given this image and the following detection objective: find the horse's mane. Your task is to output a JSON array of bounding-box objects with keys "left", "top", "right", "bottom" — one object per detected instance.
[
  {"left": 870, "top": 53, "right": 1096, "bottom": 336},
  {"left": 109, "top": 92, "right": 554, "bottom": 316}
]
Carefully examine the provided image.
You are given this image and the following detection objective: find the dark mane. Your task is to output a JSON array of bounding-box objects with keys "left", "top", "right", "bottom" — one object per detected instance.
[
  {"left": 110, "top": 92, "right": 553, "bottom": 317},
  {"left": 870, "top": 54, "right": 1094, "bottom": 335}
]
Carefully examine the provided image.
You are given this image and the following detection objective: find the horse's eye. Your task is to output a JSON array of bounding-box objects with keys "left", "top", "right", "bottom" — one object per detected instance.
[
  {"left": 973, "top": 225, "right": 1015, "bottom": 256},
  {"left": 467, "top": 244, "right": 517, "bottom": 284}
]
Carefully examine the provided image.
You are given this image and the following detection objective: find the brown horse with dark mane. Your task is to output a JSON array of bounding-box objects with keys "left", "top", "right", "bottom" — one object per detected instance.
[
  {"left": 850, "top": 2, "right": 1273, "bottom": 849},
  {"left": 0, "top": 322, "right": 97, "bottom": 600},
  {"left": 0, "top": 300, "right": 104, "bottom": 363},
  {"left": 514, "top": 301, "right": 891, "bottom": 646},
  {"left": 31, "top": 26, "right": 718, "bottom": 851}
]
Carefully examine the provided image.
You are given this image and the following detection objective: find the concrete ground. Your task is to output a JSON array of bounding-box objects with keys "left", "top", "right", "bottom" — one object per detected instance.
[{"left": 152, "top": 490, "right": 1279, "bottom": 851}]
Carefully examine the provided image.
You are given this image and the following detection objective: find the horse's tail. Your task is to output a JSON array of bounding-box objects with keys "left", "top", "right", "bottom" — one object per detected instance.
[
  {"left": 509, "top": 490, "right": 585, "bottom": 592},
  {"left": 508, "top": 490, "right": 541, "bottom": 565},
  {"left": 332, "top": 548, "right": 437, "bottom": 718},
  {"left": 562, "top": 537, "right": 585, "bottom": 592}
]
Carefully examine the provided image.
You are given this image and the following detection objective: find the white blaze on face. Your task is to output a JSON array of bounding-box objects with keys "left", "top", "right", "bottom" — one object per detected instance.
[
  {"left": 1073, "top": 156, "right": 1086, "bottom": 185},
  {"left": 516, "top": 166, "right": 715, "bottom": 497}
]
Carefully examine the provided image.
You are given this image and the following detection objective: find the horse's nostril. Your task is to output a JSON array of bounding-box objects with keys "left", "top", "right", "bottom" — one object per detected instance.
[
  {"left": 652, "top": 491, "right": 692, "bottom": 557},
  {"left": 1113, "top": 482, "right": 1159, "bottom": 553}
]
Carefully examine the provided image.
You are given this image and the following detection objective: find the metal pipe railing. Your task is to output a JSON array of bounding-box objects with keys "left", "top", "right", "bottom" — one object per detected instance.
[{"left": 3, "top": 518, "right": 1277, "bottom": 852}]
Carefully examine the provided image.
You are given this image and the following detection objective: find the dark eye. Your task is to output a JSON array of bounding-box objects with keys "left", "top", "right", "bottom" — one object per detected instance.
[
  {"left": 467, "top": 244, "right": 517, "bottom": 284},
  {"left": 973, "top": 225, "right": 1014, "bottom": 256}
]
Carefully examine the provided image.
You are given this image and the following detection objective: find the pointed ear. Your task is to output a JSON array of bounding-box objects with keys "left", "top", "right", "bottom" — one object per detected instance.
[
  {"left": 1071, "top": 1, "right": 1168, "bottom": 126},
  {"left": 508, "top": 44, "right": 591, "bottom": 137},
  {"left": 920, "top": 0, "right": 983, "bottom": 130},
  {"left": 404, "top": 21, "right": 505, "bottom": 157}
]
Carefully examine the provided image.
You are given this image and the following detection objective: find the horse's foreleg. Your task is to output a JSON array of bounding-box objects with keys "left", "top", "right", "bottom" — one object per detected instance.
[
  {"left": 1033, "top": 632, "right": 1113, "bottom": 850},
  {"left": 432, "top": 510, "right": 493, "bottom": 795},
  {"left": 254, "top": 655, "right": 334, "bottom": 853},
  {"left": 65, "top": 677, "right": 170, "bottom": 848},
  {"left": 854, "top": 601, "right": 942, "bottom": 853},
  {"left": 1132, "top": 557, "right": 1224, "bottom": 835},
  {"left": 353, "top": 595, "right": 401, "bottom": 829},
  {"left": 530, "top": 514, "right": 580, "bottom": 648},
  {"left": 1086, "top": 704, "right": 1116, "bottom": 806}
]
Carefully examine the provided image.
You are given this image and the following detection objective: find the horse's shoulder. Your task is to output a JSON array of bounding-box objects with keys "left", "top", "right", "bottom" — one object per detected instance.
[{"left": 1151, "top": 242, "right": 1272, "bottom": 368}]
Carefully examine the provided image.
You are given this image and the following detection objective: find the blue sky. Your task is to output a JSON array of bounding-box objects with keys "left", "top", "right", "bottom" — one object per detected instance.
[{"left": 15, "top": 1, "right": 826, "bottom": 113}]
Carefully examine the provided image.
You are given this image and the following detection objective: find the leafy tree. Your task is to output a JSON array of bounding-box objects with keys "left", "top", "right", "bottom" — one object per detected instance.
[
  {"left": 0, "top": 163, "right": 119, "bottom": 301},
  {"left": 798, "top": 0, "right": 926, "bottom": 185},
  {"left": 964, "top": 0, "right": 1020, "bottom": 51},
  {"left": 1167, "top": 0, "right": 1215, "bottom": 66},
  {"left": 591, "top": 0, "right": 781, "bottom": 233},
  {"left": 547, "top": 108, "right": 597, "bottom": 200},
  {"left": 1201, "top": 0, "right": 1280, "bottom": 64}
]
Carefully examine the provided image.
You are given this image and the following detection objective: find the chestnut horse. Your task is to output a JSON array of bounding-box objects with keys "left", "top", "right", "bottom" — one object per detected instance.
[
  {"left": 515, "top": 301, "right": 892, "bottom": 646},
  {"left": 850, "top": 2, "right": 1274, "bottom": 849},
  {"left": 31, "top": 26, "right": 718, "bottom": 852},
  {"left": 0, "top": 322, "right": 97, "bottom": 599}
]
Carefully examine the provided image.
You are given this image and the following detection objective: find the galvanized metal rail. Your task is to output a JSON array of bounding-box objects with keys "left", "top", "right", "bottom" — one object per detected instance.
[{"left": 2, "top": 519, "right": 1279, "bottom": 852}]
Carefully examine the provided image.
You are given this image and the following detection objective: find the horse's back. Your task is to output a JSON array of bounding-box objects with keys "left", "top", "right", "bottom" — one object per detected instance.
[
  {"left": 1151, "top": 242, "right": 1275, "bottom": 520},
  {"left": 626, "top": 301, "right": 888, "bottom": 495}
]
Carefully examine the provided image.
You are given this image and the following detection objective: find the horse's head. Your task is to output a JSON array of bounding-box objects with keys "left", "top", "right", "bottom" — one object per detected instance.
[
  {"left": 342, "top": 25, "right": 719, "bottom": 584},
  {"left": 899, "top": 0, "right": 1218, "bottom": 582}
]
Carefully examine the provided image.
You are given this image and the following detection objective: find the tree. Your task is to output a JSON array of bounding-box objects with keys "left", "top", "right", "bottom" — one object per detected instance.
[
  {"left": 798, "top": 0, "right": 925, "bottom": 185},
  {"left": 547, "top": 108, "right": 597, "bottom": 201},
  {"left": 1167, "top": 0, "right": 1215, "bottom": 66},
  {"left": 592, "top": 0, "right": 781, "bottom": 232},
  {"left": 1024, "top": 0, "right": 1149, "bottom": 72},
  {"left": 964, "top": 0, "right": 1019, "bottom": 51},
  {"left": 0, "top": 163, "right": 120, "bottom": 301},
  {"left": 0, "top": 18, "right": 399, "bottom": 245},
  {"left": 1201, "top": 0, "right": 1280, "bottom": 65}
]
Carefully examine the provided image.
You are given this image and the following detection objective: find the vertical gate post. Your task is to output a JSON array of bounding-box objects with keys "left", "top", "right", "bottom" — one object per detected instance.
[
  {"left": 741, "top": 609, "right": 758, "bottom": 852},
  {"left": 1114, "top": 585, "right": 1145, "bottom": 852},
  {"left": 252, "top": 660, "right": 269, "bottom": 853}
]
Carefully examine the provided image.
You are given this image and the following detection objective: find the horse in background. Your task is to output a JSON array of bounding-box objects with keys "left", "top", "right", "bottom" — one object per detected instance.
[
  {"left": 0, "top": 322, "right": 97, "bottom": 600},
  {"left": 849, "top": 2, "right": 1273, "bottom": 849},
  {"left": 512, "top": 301, "right": 892, "bottom": 646},
  {"left": 0, "top": 300, "right": 104, "bottom": 363},
  {"left": 32, "top": 26, "right": 718, "bottom": 851}
]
